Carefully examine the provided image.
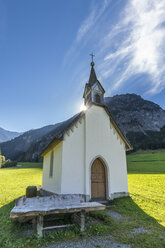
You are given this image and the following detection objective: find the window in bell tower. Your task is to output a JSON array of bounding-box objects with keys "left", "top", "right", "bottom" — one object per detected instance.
[{"left": 95, "top": 94, "right": 101, "bottom": 104}]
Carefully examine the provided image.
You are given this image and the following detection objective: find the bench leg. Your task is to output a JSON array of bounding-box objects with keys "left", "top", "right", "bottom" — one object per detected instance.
[
  {"left": 32, "top": 218, "right": 37, "bottom": 233},
  {"left": 80, "top": 210, "right": 85, "bottom": 232},
  {"left": 36, "top": 215, "right": 43, "bottom": 237}
]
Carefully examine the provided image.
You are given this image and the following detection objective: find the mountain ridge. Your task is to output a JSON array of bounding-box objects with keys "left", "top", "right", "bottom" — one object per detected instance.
[
  {"left": 1, "top": 93, "right": 165, "bottom": 161},
  {"left": 0, "top": 127, "right": 21, "bottom": 143}
]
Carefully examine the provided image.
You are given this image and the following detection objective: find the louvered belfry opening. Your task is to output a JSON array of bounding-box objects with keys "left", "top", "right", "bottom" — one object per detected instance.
[
  {"left": 91, "top": 158, "right": 106, "bottom": 200},
  {"left": 95, "top": 94, "right": 101, "bottom": 104}
]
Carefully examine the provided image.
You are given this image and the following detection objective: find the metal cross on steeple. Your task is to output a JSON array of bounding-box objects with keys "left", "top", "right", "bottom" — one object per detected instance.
[{"left": 90, "top": 53, "right": 95, "bottom": 62}]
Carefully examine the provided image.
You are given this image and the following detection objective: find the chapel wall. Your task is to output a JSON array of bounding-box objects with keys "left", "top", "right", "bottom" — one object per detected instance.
[
  {"left": 42, "top": 142, "right": 63, "bottom": 194},
  {"left": 85, "top": 105, "right": 128, "bottom": 199},
  {"left": 61, "top": 117, "right": 85, "bottom": 194}
]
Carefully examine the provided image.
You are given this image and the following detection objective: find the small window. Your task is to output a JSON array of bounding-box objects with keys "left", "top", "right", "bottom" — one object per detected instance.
[
  {"left": 49, "top": 151, "right": 54, "bottom": 178},
  {"left": 95, "top": 94, "right": 101, "bottom": 104}
]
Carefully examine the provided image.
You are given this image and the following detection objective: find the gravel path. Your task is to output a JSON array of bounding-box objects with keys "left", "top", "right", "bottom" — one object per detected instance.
[
  {"left": 43, "top": 235, "right": 131, "bottom": 248},
  {"left": 106, "top": 210, "right": 124, "bottom": 220},
  {"left": 131, "top": 227, "right": 151, "bottom": 234}
]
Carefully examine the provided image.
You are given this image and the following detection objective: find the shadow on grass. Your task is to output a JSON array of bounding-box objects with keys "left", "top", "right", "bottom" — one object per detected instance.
[
  {"left": 0, "top": 196, "right": 165, "bottom": 248},
  {"left": 130, "top": 160, "right": 165, "bottom": 162},
  {"left": 0, "top": 200, "right": 39, "bottom": 248},
  {"left": 90, "top": 196, "right": 165, "bottom": 247},
  {"left": 128, "top": 171, "right": 165, "bottom": 174},
  {"left": 112, "top": 197, "right": 165, "bottom": 244},
  {"left": 0, "top": 201, "right": 21, "bottom": 247},
  {"left": 110, "top": 196, "right": 163, "bottom": 225}
]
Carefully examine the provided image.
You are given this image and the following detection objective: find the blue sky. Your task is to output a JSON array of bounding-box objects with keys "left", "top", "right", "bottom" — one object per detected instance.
[{"left": 0, "top": 0, "right": 165, "bottom": 132}]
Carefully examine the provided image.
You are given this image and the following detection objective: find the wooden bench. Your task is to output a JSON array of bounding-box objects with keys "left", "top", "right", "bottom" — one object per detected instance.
[{"left": 10, "top": 195, "right": 105, "bottom": 237}]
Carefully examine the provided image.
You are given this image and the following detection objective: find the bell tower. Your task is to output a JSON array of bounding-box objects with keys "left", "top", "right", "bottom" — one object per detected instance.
[{"left": 83, "top": 54, "right": 105, "bottom": 106}]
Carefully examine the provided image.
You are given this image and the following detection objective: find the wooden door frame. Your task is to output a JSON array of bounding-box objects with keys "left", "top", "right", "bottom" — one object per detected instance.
[{"left": 89, "top": 156, "right": 109, "bottom": 200}]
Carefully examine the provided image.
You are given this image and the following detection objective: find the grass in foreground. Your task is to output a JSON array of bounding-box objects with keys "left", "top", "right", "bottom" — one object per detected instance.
[
  {"left": 127, "top": 151, "right": 165, "bottom": 227},
  {"left": 0, "top": 154, "right": 165, "bottom": 248},
  {"left": 0, "top": 163, "right": 43, "bottom": 248},
  {"left": 89, "top": 197, "right": 165, "bottom": 248},
  {"left": 0, "top": 165, "right": 42, "bottom": 208}
]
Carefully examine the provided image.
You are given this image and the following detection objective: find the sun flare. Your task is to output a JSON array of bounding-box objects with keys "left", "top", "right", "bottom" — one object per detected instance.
[{"left": 80, "top": 103, "right": 87, "bottom": 111}]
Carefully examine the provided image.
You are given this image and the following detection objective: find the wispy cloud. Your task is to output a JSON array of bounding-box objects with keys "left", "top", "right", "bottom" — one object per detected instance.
[
  {"left": 64, "top": 0, "right": 165, "bottom": 97},
  {"left": 76, "top": 9, "right": 96, "bottom": 42},
  {"left": 63, "top": 0, "right": 110, "bottom": 67},
  {"left": 101, "top": 0, "right": 165, "bottom": 95},
  {"left": 76, "top": 0, "right": 110, "bottom": 42}
]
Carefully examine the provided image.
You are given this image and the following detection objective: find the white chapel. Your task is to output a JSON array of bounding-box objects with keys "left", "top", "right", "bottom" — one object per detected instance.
[{"left": 41, "top": 60, "right": 132, "bottom": 201}]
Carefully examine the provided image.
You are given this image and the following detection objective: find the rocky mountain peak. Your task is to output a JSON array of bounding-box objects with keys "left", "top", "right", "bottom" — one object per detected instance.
[{"left": 105, "top": 94, "right": 165, "bottom": 134}]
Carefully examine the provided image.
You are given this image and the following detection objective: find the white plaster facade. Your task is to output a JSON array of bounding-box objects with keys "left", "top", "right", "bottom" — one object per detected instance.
[{"left": 42, "top": 104, "right": 130, "bottom": 200}]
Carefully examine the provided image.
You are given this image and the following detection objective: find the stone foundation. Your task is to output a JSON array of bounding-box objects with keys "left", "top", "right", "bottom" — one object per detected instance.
[
  {"left": 110, "top": 192, "right": 129, "bottom": 199},
  {"left": 39, "top": 188, "right": 129, "bottom": 202}
]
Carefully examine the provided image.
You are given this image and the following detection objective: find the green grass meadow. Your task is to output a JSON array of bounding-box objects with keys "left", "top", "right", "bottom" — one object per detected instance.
[
  {"left": 0, "top": 166, "right": 42, "bottom": 208},
  {"left": 0, "top": 164, "right": 43, "bottom": 248},
  {"left": 0, "top": 154, "right": 165, "bottom": 247},
  {"left": 127, "top": 151, "right": 165, "bottom": 227}
]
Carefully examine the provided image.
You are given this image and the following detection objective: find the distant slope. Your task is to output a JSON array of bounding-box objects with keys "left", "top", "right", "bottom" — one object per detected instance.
[
  {"left": 126, "top": 125, "right": 165, "bottom": 150},
  {"left": 1, "top": 93, "right": 165, "bottom": 161},
  {"left": 1, "top": 124, "right": 61, "bottom": 161},
  {"left": 0, "top": 127, "right": 21, "bottom": 143},
  {"left": 1, "top": 114, "right": 81, "bottom": 162}
]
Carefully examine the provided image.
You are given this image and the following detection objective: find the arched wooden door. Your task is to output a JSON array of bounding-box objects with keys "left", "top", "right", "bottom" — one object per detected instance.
[{"left": 91, "top": 158, "right": 106, "bottom": 200}]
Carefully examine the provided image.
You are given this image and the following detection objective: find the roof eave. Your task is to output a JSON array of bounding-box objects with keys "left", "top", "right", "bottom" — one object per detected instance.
[
  {"left": 40, "top": 138, "right": 63, "bottom": 157},
  {"left": 40, "top": 112, "right": 85, "bottom": 157}
]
